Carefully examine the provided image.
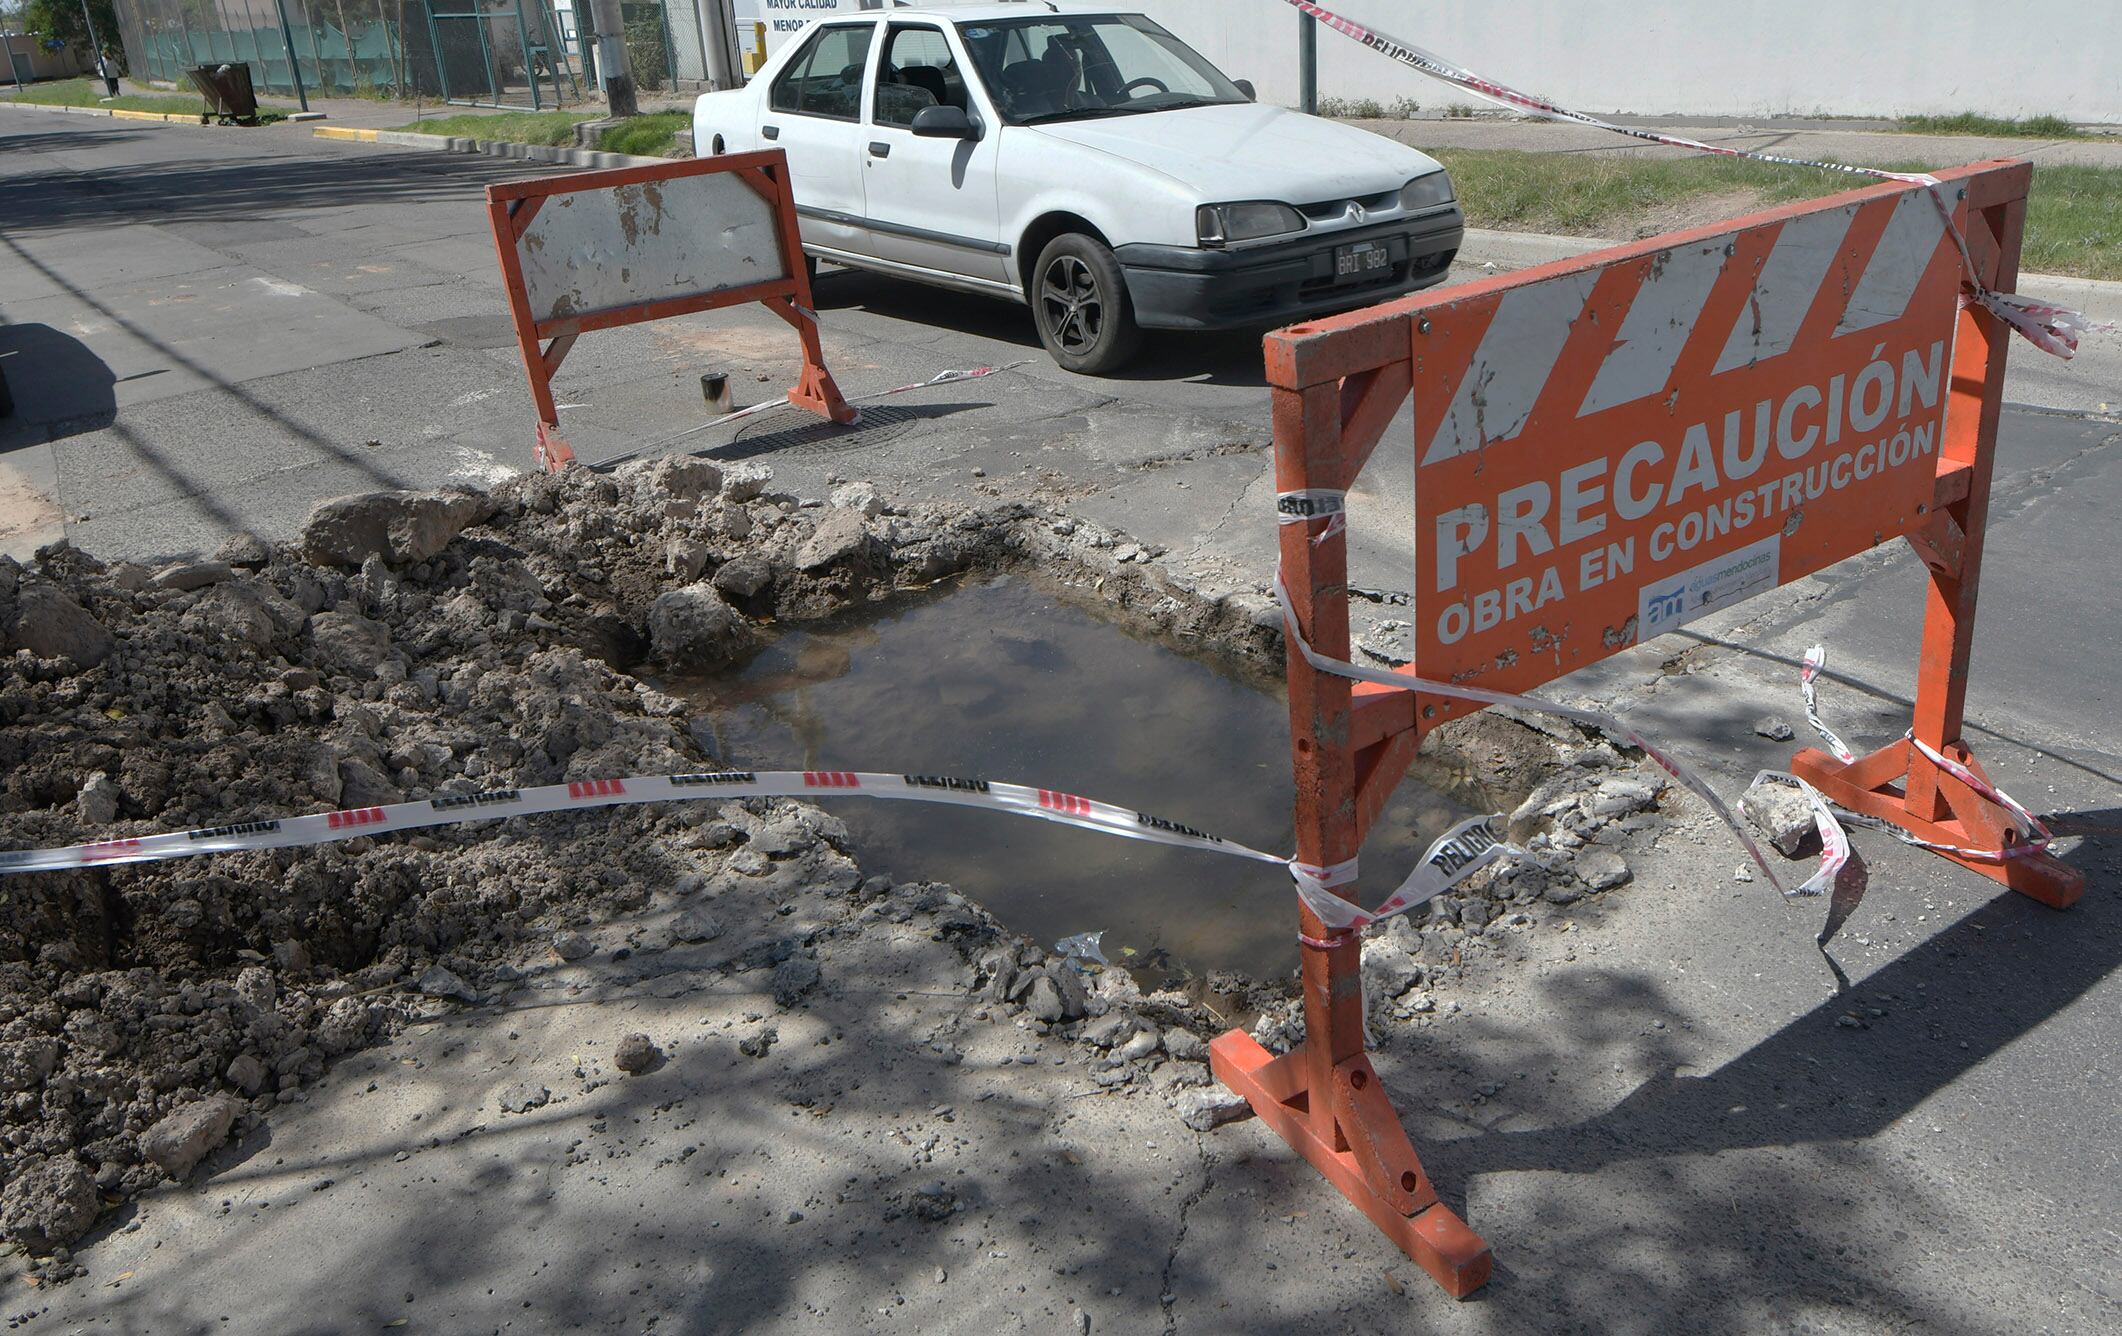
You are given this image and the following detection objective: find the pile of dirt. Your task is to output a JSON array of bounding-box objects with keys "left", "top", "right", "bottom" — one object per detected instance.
[
  {"left": 0, "top": 460, "right": 1048, "bottom": 1258},
  {"left": 0, "top": 458, "right": 1648, "bottom": 1265}
]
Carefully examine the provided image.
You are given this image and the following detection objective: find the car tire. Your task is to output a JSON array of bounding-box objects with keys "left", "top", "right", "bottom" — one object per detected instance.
[{"left": 1031, "top": 233, "right": 1142, "bottom": 375}]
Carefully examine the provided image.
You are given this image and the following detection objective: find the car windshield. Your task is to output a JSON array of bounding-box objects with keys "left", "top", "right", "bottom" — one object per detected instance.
[{"left": 956, "top": 14, "right": 1247, "bottom": 126}]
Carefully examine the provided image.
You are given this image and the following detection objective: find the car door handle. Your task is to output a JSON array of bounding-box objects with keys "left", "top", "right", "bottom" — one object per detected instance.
[
  {"left": 868, "top": 141, "right": 891, "bottom": 158},
  {"left": 762, "top": 125, "right": 779, "bottom": 141}
]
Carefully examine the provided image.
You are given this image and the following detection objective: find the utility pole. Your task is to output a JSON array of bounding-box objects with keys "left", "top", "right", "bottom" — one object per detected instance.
[
  {"left": 585, "top": 0, "right": 635, "bottom": 116},
  {"left": 6, "top": 8, "right": 25, "bottom": 93},
  {"left": 1298, "top": 10, "right": 1317, "bottom": 115},
  {"left": 77, "top": 0, "right": 116, "bottom": 96},
  {"left": 268, "top": 0, "right": 310, "bottom": 112},
  {"left": 699, "top": 0, "right": 739, "bottom": 91}
]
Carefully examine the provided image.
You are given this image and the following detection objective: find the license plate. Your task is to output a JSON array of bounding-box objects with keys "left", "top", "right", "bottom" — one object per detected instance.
[{"left": 1334, "top": 241, "right": 1391, "bottom": 280}]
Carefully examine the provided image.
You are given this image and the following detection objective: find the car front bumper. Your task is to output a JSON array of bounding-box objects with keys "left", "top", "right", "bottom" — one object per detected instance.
[{"left": 1113, "top": 207, "right": 1464, "bottom": 332}]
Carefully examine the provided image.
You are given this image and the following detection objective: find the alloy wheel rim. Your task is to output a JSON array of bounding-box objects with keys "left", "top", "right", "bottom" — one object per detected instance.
[{"left": 1040, "top": 256, "right": 1103, "bottom": 354}]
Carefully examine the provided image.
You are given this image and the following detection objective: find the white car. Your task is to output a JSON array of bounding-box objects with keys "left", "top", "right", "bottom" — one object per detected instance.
[{"left": 692, "top": 3, "right": 1462, "bottom": 373}]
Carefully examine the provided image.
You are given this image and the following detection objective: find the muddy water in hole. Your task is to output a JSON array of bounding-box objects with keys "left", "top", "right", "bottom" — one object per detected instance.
[{"left": 674, "top": 575, "right": 1475, "bottom": 984}]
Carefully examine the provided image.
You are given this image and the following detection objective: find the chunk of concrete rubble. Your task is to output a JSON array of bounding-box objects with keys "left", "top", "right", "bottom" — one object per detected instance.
[
  {"left": 1174, "top": 1088, "right": 1251, "bottom": 1132},
  {"left": 306, "top": 610, "right": 393, "bottom": 676},
  {"left": 771, "top": 954, "right": 821, "bottom": 1007},
  {"left": 828, "top": 480, "right": 883, "bottom": 517},
  {"left": 303, "top": 489, "right": 492, "bottom": 568},
  {"left": 498, "top": 1083, "right": 551, "bottom": 1114},
  {"left": 302, "top": 489, "right": 492, "bottom": 567},
  {"left": 720, "top": 461, "right": 774, "bottom": 503},
  {"left": 336, "top": 756, "right": 400, "bottom": 808},
  {"left": 650, "top": 457, "right": 723, "bottom": 502},
  {"left": 5, "top": 584, "right": 113, "bottom": 667},
  {"left": 416, "top": 966, "right": 480, "bottom": 1003},
  {"left": 1082, "top": 1014, "right": 1132, "bottom": 1049},
  {"left": 0, "top": 1159, "right": 100, "bottom": 1253},
  {"left": 1118, "top": 1028, "right": 1162, "bottom": 1062},
  {"left": 1162, "top": 1028, "right": 1210, "bottom": 1063},
  {"left": 738, "top": 1027, "right": 778, "bottom": 1059},
  {"left": 1754, "top": 716, "right": 1797, "bottom": 741},
  {"left": 140, "top": 1096, "right": 239, "bottom": 1180},
  {"left": 151, "top": 560, "right": 233, "bottom": 591},
  {"left": 314, "top": 998, "right": 374, "bottom": 1055},
  {"left": 1024, "top": 973, "right": 1067, "bottom": 1022},
  {"left": 1576, "top": 850, "right": 1632, "bottom": 891},
  {"left": 225, "top": 1054, "right": 269, "bottom": 1096},
  {"left": 75, "top": 771, "right": 121, "bottom": 826},
  {"left": 646, "top": 583, "right": 751, "bottom": 666},
  {"left": 1361, "top": 936, "right": 1424, "bottom": 1001},
  {"left": 1587, "top": 776, "right": 1662, "bottom": 819},
  {"left": 211, "top": 532, "right": 272, "bottom": 567},
  {"left": 1742, "top": 777, "right": 1819, "bottom": 857},
  {"left": 551, "top": 931, "right": 594, "bottom": 962},
  {"left": 711, "top": 555, "right": 772, "bottom": 599},
  {"left": 614, "top": 1033, "right": 663, "bottom": 1074},
  {"left": 667, "top": 908, "right": 723, "bottom": 944},
  {"left": 795, "top": 508, "right": 876, "bottom": 570}
]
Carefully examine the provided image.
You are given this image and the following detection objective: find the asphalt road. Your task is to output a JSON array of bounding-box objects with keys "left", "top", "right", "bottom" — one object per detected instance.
[{"left": 4, "top": 113, "right": 2118, "bottom": 1333}]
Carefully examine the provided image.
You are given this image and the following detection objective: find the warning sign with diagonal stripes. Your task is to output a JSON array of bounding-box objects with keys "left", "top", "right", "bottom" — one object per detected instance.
[{"left": 1408, "top": 178, "right": 1971, "bottom": 706}]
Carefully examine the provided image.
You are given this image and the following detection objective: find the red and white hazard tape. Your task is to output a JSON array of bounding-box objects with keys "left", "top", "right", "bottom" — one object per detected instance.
[
  {"left": 1799, "top": 645, "right": 1858, "bottom": 765},
  {"left": 0, "top": 768, "right": 1510, "bottom": 943},
  {"left": 1268, "top": 554, "right": 1825, "bottom": 898},
  {"left": 1797, "top": 645, "right": 2055, "bottom": 863},
  {"left": 1276, "top": 0, "right": 2102, "bottom": 359}
]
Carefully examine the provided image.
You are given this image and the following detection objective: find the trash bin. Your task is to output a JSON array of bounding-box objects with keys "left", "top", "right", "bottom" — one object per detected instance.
[{"left": 188, "top": 64, "right": 260, "bottom": 126}]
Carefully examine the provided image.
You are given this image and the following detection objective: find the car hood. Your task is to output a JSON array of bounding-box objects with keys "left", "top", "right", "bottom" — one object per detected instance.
[{"left": 1027, "top": 103, "right": 1445, "bottom": 203}]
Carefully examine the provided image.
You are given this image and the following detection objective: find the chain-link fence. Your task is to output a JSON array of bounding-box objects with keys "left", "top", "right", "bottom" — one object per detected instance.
[
  {"left": 115, "top": 0, "right": 409, "bottom": 97},
  {"left": 113, "top": 0, "right": 684, "bottom": 108}
]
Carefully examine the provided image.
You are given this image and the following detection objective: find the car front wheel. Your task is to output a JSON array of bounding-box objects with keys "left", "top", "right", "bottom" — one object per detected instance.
[{"left": 1031, "top": 234, "right": 1142, "bottom": 375}]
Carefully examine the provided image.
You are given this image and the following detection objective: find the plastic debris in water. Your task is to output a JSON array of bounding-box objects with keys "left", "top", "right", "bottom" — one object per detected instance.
[{"left": 1054, "top": 931, "right": 1110, "bottom": 967}]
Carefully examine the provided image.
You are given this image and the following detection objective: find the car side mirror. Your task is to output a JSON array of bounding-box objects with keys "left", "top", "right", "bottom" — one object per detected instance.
[
  {"left": 1233, "top": 79, "right": 1256, "bottom": 101},
  {"left": 911, "top": 105, "right": 980, "bottom": 140}
]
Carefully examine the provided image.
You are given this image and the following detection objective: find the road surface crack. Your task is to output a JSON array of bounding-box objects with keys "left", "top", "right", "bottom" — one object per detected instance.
[{"left": 1160, "top": 1138, "right": 1217, "bottom": 1334}]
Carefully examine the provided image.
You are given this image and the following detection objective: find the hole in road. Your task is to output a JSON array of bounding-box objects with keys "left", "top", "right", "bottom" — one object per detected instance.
[{"left": 671, "top": 573, "right": 1475, "bottom": 985}]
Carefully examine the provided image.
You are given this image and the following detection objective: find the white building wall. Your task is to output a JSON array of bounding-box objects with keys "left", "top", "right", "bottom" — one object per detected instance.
[
  {"left": 741, "top": 0, "right": 2121, "bottom": 124},
  {"left": 1135, "top": 0, "right": 2122, "bottom": 124}
]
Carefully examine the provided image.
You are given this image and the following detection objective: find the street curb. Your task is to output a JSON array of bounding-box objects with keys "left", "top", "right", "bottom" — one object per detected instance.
[
  {"left": 3, "top": 98, "right": 322, "bottom": 127},
  {"left": 309, "top": 124, "right": 668, "bottom": 171},
  {"left": 0, "top": 101, "right": 112, "bottom": 117},
  {"left": 1459, "top": 225, "right": 2122, "bottom": 313}
]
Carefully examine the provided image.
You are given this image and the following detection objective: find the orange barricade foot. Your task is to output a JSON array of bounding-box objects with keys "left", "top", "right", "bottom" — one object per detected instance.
[
  {"left": 1209, "top": 1029, "right": 1491, "bottom": 1298},
  {"left": 1793, "top": 741, "right": 2085, "bottom": 909},
  {"left": 535, "top": 422, "right": 577, "bottom": 474},
  {"left": 788, "top": 361, "right": 858, "bottom": 426}
]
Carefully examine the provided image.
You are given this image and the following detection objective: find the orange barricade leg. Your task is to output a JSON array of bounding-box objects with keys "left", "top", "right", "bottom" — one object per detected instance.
[
  {"left": 1210, "top": 373, "right": 1491, "bottom": 1300},
  {"left": 1790, "top": 172, "right": 2082, "bottom": 910},
  {"left": 766, "top": 296, "right": 857, "bottom": 426}
]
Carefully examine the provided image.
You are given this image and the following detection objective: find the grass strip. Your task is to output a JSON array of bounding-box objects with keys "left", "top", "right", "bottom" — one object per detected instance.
[
  {"left": 596, "top": 111, "right": 692, "bottom": 158},
  {"left": 388, "top": 110, "right": 592, "bottom": 146},
  {"left": 1898, "top": 113, "right": 2093, "bottom": 140},
  {"left": 1434, "top": 148, "right": 2122, "bottom": 281},
  {"left": 6, "top": 76, "right": 209, "bottom": 116}
]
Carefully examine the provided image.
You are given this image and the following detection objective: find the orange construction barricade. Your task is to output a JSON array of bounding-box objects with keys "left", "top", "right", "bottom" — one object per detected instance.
[
  {"left": 1210, "top": 158, "right": 2075, "bottom": 1299},
  {"left": 484, "top": 150, "right": 853, "bottom": 472}
]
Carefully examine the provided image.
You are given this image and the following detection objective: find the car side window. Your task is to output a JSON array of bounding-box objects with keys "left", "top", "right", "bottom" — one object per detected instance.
[
  {"left": 769, "top": 23, "right": 874, "bottom": 121},
  {"left": 873, "top": 25, "right": 967, "bottom": 129}
]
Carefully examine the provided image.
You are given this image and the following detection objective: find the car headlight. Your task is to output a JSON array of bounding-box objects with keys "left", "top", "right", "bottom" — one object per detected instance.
[
  {"left": 1196, "top": 202, "right": 1306, "bottom": 247},
  {"left": 1400, "top": 171, "right": 1455, "bottom": 212}
]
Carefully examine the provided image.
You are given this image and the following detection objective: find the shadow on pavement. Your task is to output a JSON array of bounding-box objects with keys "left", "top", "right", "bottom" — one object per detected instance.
[
  {"left": 813, "top": 267, "right": 1271, "bottom": 390},
  {"left": 0, "top": 321, "right": 117, "bottom": 448}
]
